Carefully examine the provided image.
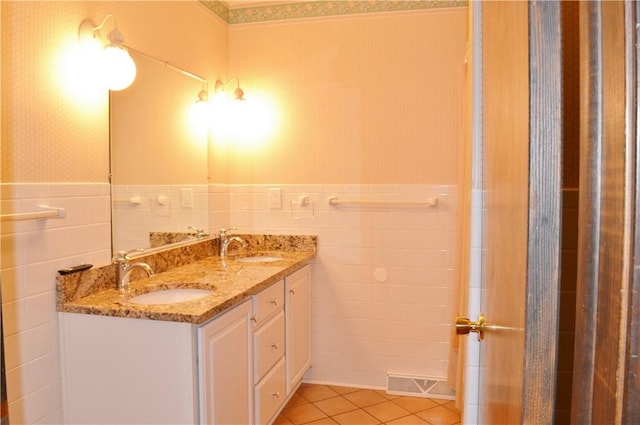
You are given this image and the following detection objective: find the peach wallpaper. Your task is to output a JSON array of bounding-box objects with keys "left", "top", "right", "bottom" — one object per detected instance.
[
  {"left": 1, "top": 1, "right": 109, "bottom": 183},
  {"left": 1, "top": 1, "right": 227, "bottom": 183},
  {"left": 110, "top": 51, "right": 210, "bottom": 185},
  {"left": 221, "top": 8, "right": 466, "bottom": 184}
]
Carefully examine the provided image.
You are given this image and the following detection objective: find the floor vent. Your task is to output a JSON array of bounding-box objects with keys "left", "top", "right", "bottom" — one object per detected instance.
[{"left": 386, "top": 374, "right": 456, "bottom": 400}]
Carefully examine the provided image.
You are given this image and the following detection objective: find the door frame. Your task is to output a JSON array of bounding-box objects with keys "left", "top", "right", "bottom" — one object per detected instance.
[
  {"left": 571, "top": 1, "right": 640, "bottom": 423},
  {"left": 522, "top": 2, "right": 564, "bottom": 421}
]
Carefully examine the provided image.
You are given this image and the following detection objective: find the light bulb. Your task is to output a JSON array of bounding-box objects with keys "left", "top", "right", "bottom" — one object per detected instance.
[{"left": 102, "top": 45, "right": 136, "bottom": 91}]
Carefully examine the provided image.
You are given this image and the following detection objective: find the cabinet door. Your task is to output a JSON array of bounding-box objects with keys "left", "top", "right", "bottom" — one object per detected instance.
[
  {"left": 285, "top": 265, "right": 311, "bottom": 394},
  {"left": 198, "top": 300, "right": 253, "bottom": 425}
]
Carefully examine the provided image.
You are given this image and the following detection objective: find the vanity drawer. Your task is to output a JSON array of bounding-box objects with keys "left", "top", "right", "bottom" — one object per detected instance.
[
  {"left": 252, "top": 279, "right": 284, "bottom": 325},
  {"left": 254, "top": 310, "right": 285, "bottom": 383},
  {"left": 255, "top": 357, "right": 286, "bottom": 425}
]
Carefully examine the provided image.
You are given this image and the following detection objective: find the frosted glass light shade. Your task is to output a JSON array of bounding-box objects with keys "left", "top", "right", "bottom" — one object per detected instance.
[{"left": 102, "top": 45, "right": 136, "bottom": 91}]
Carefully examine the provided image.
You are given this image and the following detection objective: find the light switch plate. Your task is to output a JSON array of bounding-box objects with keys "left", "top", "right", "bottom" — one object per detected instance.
[
  {"left": 268, "top": 188, "right": 282, "bottom": 209},
  {"left": 181, "top": 188, "right": 193, "bottom": 208}
]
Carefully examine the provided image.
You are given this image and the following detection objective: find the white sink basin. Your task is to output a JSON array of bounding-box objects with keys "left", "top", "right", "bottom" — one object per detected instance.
[
  {"left": 236, "top": 256, "right": 284, "bottom": 263},
  {"left": 128, "top": 288, "right": 214, "bottom": 305}
]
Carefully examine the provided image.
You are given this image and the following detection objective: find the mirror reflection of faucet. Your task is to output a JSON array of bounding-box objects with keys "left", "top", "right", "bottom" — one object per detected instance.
[
  {"left": 219, "top": 227, "right": 247, "bottom": 258},
  {"left": 112, "top": 249, "right": 155, "bottom": 292},
  {"left": 188, "top": 226, "right": 207, "bottom": 240}
]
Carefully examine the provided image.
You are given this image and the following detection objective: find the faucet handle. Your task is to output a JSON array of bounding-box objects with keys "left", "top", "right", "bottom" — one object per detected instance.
[
  {"left": 189, "top": 226, "right": 206, "bottom": 238},
  {"left": 112, "top": 248, "right": 144, "bottom": 263},
  {"left": 219, "top": 227, "right": 237, "bottom": 238}
]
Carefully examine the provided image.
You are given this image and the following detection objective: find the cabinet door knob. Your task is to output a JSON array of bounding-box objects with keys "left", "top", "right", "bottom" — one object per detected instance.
[
  {"left": 270, "top": 299, "right": 278, "bottom": 306},
  {"left": 271, "top": 342, "right": 279, "bottom": 350},
  {"left": 289, "top": 289, "right": 296, "bottom": 295},
  {"left": 250, "top": 315, "right": 258, "bottom": 323},
  {"left": 272, "top": 391, "right": 280, "bottom": 398}
]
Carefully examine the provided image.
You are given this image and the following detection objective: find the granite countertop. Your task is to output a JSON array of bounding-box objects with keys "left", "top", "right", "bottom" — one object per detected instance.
[{"left": 59, "top": 251, "right": 315, "bottom": 325}]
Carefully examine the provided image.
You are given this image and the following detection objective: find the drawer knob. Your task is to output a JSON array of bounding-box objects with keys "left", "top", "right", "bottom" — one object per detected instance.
[
  {"left": 289, "top": 289, "right": 296, "bottom": 295},
  {"left": 250, "top": 315, "right": 258, "bottom": 323},
  {"left": 270, "top": 299, "right": 278, "bottom": 306},
  {"left": 271, "top": 342, "right": 279, "bottom": 350},
  {"left": 272, "top": 391, "right": 280, "bottom": 398}
]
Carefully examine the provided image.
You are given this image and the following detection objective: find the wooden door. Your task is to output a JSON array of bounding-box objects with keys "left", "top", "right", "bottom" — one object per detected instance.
[
  {"left": 479, "top": 1, "right": 562, "bottom": 423},
  {"left": 571, "top": 2, "right": 640, "bottom": 423}
]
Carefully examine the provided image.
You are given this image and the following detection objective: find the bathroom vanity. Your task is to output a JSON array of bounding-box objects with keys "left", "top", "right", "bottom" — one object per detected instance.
[{"left": 57, "top": 238, "right": 314, "bottom": 425}]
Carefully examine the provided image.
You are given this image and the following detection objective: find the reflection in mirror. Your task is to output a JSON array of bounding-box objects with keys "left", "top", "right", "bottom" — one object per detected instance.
[{"left": 110, "top": 50, "right": 210, "bottom": 255}]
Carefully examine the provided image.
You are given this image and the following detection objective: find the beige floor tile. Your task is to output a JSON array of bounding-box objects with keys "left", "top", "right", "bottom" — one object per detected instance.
[
  {"left": 415, "top": 405, "right": 461, "bottom": 425},
  {"left": 432, "top": 398, "right": 454, "bottom": 406},
  {"left": 332, "top": 409, "right": 381, "bottom": 425},
  {"left": 375, "top": 389, "right": 401, "bottom": 400},
  {"left": 285, "top": 393, "right": 311, "bottom": 408},
  {"left": 392, "top": 396, "right": 440, "bottom": 413},
  {"left": 273, "top": 414, "right": 295, "bottom": 425},
  {"left": 343, "top": 389, "right": 388, "bottom": 408},
  {"left": 386, "top": 414, "right": 429, "bottom": 425},
  {"left": 280, "top": 384, "right": 459, "bottom": 425},
  {"left": 364, "top": 400, "right": 411, "bottom": 422},
  {"left": 313, "top": 396, "right": 359, "bottom": 416},
  {"left": 441, "top": 401, "right": 460, "bottom": 414},
  {"left": 299, "top": 385, "right": 340, "bottom": 402},
  {"left": 282, "top": 403, "right": 329, "bottom": 425},
  {"left": 305, "top": 417, "right": 340, "bottom": 425},
  {"left": 327, "top": 385, "right": 361, "bottom": 395}
]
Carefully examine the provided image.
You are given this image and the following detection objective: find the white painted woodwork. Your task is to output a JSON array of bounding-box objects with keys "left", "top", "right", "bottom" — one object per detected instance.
[
  {"left": 254, "top": 358, "right": 287, "bottom": 425},
  {"left": 285, "top": 265, "right": 311, "bottom": 394},
  {"left": 254, "top": 311, "right": 286, "bottom": 383},
  {"left": 252, "top": 279, "right": 284, "bottom": 326},
  {"left": 198, "top": 300, "right": 253, "bottom": 425},
  {"left": 59, "top": 313, "right": 198, "bottom": 424}
]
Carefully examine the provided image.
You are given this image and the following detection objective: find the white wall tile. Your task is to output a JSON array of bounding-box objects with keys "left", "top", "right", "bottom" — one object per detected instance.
[
  {"left": 226, "top": 183, "right": 458, "bottom": 389},
  {"left": 1, "top": 183, "right": 111, "bottom": 423}
]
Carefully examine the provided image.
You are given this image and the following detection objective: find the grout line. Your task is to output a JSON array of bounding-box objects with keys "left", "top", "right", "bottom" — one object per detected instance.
[{"left": 276, "top": 384, "right": 461, "bottom": 425}]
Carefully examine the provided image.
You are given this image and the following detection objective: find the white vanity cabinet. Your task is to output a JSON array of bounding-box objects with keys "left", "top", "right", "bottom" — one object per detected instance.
[
  {"left": 285, "top": 265, "right": 312, "bottom": 394},
  {"left": 59, "top": 265, "right": 311, "bottom": 425},
  {"left": 59, "top": 311, "right": 201, "bottom": 424}
]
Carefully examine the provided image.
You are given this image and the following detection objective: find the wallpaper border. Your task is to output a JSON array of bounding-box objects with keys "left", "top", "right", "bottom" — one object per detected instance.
[{"left": 200, "top": 0, "right": 467, "bottom": 24}]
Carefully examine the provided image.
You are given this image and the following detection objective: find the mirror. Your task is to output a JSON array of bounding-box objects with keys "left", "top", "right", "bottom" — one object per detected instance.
[{"left": 110, "top": 50, "right": 210, "bottom": 255}]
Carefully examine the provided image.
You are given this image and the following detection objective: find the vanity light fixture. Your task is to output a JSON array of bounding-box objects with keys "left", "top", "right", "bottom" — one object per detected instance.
[
  {"left": 196, "top": 82, "right": 209, "bottom": 104},
  {"left": 78, "top": 15, "right": 137, "bottom": 91},
  {"left": 215, "top": 77, "right": 245, "bottom": 101},
  {"left": 190, "top": 81, "right": 211, "bottom": 133}
]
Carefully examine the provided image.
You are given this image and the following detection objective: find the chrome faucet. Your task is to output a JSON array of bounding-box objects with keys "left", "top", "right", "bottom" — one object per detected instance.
[
  {"left": 219, "top": 227, "right": 247, "bottom": 258},
  {"left": 112, "top": 249, "right": 155, "bottom": 292},
  {"left": 188, "top": 226, "right": 207, "bottom": 240}
]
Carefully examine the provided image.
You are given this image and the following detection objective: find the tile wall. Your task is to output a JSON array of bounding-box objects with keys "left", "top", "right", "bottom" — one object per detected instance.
[
  {"left": 0, "top": 183, "right": 111, "bottom": 424},
  {"left": 461, "top": 188, "right": 483, "bottom": 424},
  {"left": 111, "top": 184, "right": 210, "bottom": 252},
  {"left": 211, "top": 183, "right": 458, "bottom": 389}
]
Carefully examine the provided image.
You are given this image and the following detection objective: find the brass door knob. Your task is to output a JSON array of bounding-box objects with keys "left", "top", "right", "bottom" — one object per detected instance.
[{"left": 455, "top": 313, "right": 486, "bottom": 341}]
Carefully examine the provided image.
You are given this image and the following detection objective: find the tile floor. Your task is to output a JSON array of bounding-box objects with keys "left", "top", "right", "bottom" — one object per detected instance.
[{"left": 274, "top": 383, "right": 461, "bottom": 425}]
